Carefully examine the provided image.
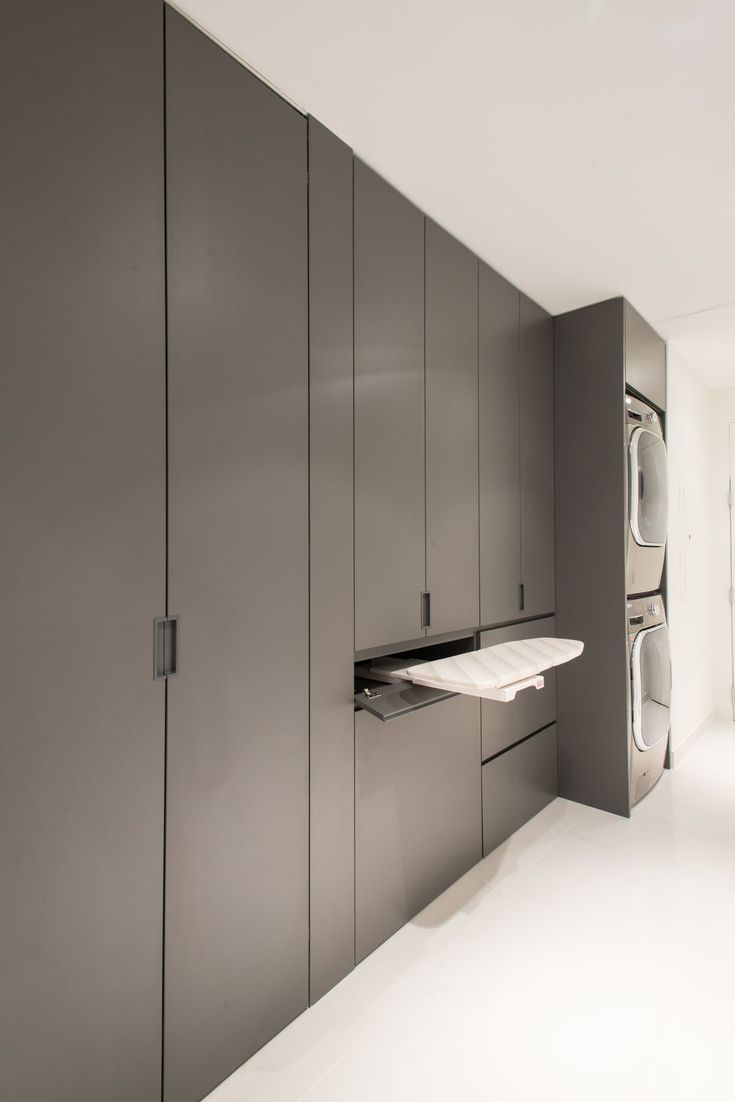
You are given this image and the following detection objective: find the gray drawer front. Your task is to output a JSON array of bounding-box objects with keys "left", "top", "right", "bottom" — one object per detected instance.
[
  {"left": 481, "top": 618, "right": 556, "bottom": 760},
  {"left": 482, "top": 724, "right": 558, "bottom": 855},
  {"left": 355, "top": 695, "right": 481, "bottom": 962}
]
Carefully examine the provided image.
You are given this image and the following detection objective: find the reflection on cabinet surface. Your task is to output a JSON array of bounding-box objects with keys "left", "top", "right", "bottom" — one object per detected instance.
[{"left": 355, "top": 695, "right": 482, "bottom": 961}]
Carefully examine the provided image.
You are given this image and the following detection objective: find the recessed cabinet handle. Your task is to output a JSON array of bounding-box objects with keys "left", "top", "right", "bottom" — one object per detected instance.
[
  {"left": 153, "top": 616, "right": 179, "bottom": 680},
  {"left": 420, "top": 592, "right": 431, "bottom": 631}
]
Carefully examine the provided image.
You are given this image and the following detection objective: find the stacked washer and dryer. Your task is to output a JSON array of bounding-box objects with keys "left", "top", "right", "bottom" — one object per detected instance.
[{"left": 625, "top": 393, "right": 671, "bottom": 804}]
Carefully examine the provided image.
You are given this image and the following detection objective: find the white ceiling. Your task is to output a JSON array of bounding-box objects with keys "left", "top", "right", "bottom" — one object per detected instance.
[{"left": 171, "top": 0, "right": 735, "bottom": 388}]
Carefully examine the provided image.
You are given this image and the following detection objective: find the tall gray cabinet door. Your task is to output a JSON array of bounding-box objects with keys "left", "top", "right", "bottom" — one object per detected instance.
[
  {"left": 520, "top": 295, "right": 555, "bottom": 618},
  {"left": 0, "top": 3, "right": 165, "bottom": 1100},
  {"left": 308, "top": 117, "right": 355, "bottom": 1003},
  {"left": 165, "top": 12, "right": 309, "bottom": 1102},
  {"left": 479, "top": 263, "right": 522, "bottom": 626},
  {"left": 425, "top": 221, "right": 480, "bottom": 635},
  {"left": 354, "top": 161, "right": 426, "bottom": 650}
]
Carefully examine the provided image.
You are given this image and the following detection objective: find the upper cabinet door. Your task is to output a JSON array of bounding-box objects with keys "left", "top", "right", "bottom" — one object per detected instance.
[
  {"left": 165, "top": 12, "right": 309, "bottom": 1102},
  {"left": 354, "top": 161, "right": 426, "bottom": 651},
  {"left": 520, "top": 295, "right": 555, "bottom": 618},
  {"left": 425, "top": 221, "right": 479, "bottom": 635},
  {"left": 479, "top": 263, "right": 522, "bottom": 627}
]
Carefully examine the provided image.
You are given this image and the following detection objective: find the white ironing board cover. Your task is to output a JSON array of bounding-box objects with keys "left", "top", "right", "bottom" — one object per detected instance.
[{"left": 396, "top": 638, "right": 584, "bottom": 700}]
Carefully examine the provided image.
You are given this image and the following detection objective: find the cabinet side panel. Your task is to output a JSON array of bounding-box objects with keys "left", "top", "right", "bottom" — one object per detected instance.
[
  {"left": 308, "top": 117, "right": 356, "bottom": 1003},
  {"left": 624, "top": 300, "right": 667, "bottom": 410},
  {"left": 554, "top": 299, "right": 630, "bottom": 815}
]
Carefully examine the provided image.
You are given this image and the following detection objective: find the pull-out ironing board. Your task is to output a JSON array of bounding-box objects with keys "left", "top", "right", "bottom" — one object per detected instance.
[
  {"left": 355, "top": 637, "right": 584, "bottom": 721},
  {"left": 393, "top": 637, "right": 584, "bottom": 702}
]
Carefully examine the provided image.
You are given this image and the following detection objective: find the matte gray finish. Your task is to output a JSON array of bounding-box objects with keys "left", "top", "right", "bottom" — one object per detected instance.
[
  {"left": 308, "top": 117, "right": 356, "bottom": 1003},
  {"left": 354, "top": 160, "right": 426, "bottom": 650},
  {"left": 482, "top": 725, "right": 558, "bottom": 854},
  {"left": 625, "top": 300, "right": 666, "bottom": 411},
  {"left": 520, "top": 295, "right": 555, "bottom": 618},
  {"left": 481, "top": 618, "right": 556, "bottom": 760},
  {"left": 165, "top": 12, "right": 309, "bottom": 1102},
  {"left": 355, "top": 696, "right": 482, "bottom": 960},
  {"left": 554, "top": 299, "right": 631, "bottom": 816},
  {"left": 0, "top": 2, "right": 165, "bottom": 1098},
  {"left": 425, "top": 220, "right": 480, "bottom": 634},
  {"left": 479, "top": 263, "right": 522, "bottom": 626}
]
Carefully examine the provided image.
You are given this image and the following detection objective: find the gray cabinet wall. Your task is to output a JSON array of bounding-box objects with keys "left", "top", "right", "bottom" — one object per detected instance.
[
  {"left": 2, "top": 6, "right": 562, "bottom": 1098},
  {"left": 0, "top": 2, "right": 166, "bottom": 1100},
  {"left": 554, "top": 296, "right": 666, "bottom": 817},
  {"left": 164, "top": 12, "right": 309, "bottom": 1102}
]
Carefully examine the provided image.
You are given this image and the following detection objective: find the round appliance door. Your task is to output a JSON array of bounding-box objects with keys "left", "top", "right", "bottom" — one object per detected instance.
[
  {"left": 631, "top": 623, "right": 671, "bottom": 751},
  {"left": 629, "top": 427, "right": 667, "bottom": 547}
]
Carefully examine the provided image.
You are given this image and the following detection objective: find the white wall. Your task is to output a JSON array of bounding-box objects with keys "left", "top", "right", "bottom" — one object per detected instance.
[
  {"left": 666, "top": 349, "right": 717, "bottom": 758},
  {"left": 707, "top": 385, "right": 735, "bottom": 721}
]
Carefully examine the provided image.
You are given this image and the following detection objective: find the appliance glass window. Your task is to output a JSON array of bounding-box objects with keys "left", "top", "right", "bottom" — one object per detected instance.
[
  {"left": 629, "top": 428, "right": 667, "bottom": 547},
  {"left": 632, "top": 623, "right": 671, "bottom": 751}
]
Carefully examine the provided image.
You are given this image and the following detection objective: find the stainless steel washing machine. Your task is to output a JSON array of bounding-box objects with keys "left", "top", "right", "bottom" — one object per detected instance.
[
  {"left": 627, "top": 594, "right": 670, "bottom": 806},
  {"left": 626, "top": 394, "right": 667, "bottom": 596}
]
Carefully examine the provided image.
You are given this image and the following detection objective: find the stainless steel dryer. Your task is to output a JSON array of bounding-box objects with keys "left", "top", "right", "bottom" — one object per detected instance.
[
  {"left": 626, "top": 394, "right": 667, "bottom": 596},
  {"left": 627, "top": 595, "right": 670, "bottom": 806}
]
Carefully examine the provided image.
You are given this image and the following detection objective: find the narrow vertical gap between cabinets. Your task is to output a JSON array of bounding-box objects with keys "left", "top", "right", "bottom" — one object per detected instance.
[
  {"left": 423, "top": 218, "right": 428, "bottom": 632},
  {"left": 161, "top": 5, "right": 169, "bottom": 1099},
  {"left": 477, "top": 264, "right": 483, "bottom": 851},
  {"left": 305, "top": 121, "right": 312, "bottom": 1000},
  {"left": 476, "top": 262, "right": 481, "bottom": 629},
  {"left": 517, "top": 295, "right": 523, "bottom": 611},
  {"left": 352, "top": 155, "right": 358, "bottom": 966}
]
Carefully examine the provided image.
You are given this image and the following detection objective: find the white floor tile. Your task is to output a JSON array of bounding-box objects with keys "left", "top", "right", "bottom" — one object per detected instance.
[{"left": 205, "top": 721, "right": 735, "bottom": 1102}]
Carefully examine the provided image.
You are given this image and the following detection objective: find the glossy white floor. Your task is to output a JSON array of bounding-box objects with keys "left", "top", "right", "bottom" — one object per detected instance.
[{"left": 206, "top": 720, "right": 735, "bottom": 1102}]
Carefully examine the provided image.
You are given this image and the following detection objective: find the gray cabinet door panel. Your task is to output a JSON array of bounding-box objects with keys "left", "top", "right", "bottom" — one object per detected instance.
[
  {"left": 479, "top": 263, "right": 522, "bottom": 626},
  {"left": 165, "top": 12, "right": 308, "bottom": 1102},
  {"left": 355, "top": 696, "right": 481, "bottom": 961},
  {"left": 520, "top": 295, "right": 555, "bottom": 618},
  {"left": 425, "top": 221, "right": 480, "bottom": 635},
  {"left": 308, "top": 117, "right": 356, "bottom": 1003},
  {"left": 481, "top": 618, "right": 556, "bottom": 760},
  {"left": 482, "top": 725, "right": 558, "bottom": 855},
  {"left": 0, "top": 2, "right": 165, "bottom": 1099},
  {"left": 354, "top": 161, "right": 426, "bottom": 650},
  {"left": 625, "top": 300, "right": 666, "bottom": 411}
]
